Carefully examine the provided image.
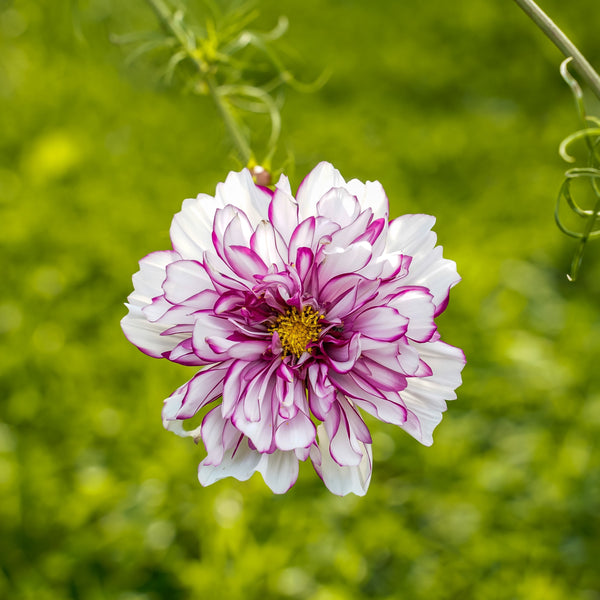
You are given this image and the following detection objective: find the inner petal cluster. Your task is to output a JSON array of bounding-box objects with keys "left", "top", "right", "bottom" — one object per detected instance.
[{"left": 270, "top": 306, "right": 323, "bottom": 357}]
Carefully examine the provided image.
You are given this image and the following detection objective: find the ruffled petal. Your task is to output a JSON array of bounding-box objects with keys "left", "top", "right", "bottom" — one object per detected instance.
[
  {"left": 171, "top": 194, "right": 223, "bottom": 260},
  {"left": 162, "top": 260, "right": 213, "bottom": 304},
  {"left": 351, "top": 306, "right": 408, "bottom": 342},
  {"left": 256, "top": 450, "right": 300, "bottom": 494},
  {"left": 345, "top": 178, "right": 389, "bottom": 220},
  {"left": 296, "top": 162, "right": 346, "bottom": 221},
  {"left": 215, "top": 169, "right": 271, "bottom": 226},
  {"left": 198, "top": 436, "right": 262, "bottom": 486},
  {"left": 398, "top": 340, "right": 466, "bottom": 446},
  {"left": 316, "top": 187, "right": 361, "bottom": 227},
  {"left": 275, "top": 410, "right": 316, "bottom": 451},
  {"left": 386, "top": 287, "right": 436, "bottom": 342},
  {"left": 121, "top": 304, "right": 187, "bottom": 358},
  {"left": 311, "top": 424, "right": 372, "bottom": 496},
  {"left": 387, "top": 215, "right": 460, "bottom": 314}
]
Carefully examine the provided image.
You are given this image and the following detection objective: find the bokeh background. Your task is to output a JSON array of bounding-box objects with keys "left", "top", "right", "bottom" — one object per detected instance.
[{"left": 2, "top": 0, "right": 600, "bottom": 598}]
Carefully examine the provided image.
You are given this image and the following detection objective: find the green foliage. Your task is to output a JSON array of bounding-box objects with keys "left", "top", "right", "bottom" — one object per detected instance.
[
  {"left": 555, "top": 59, "right": 600, "bottom": 281},
  {"left": 1, "top": 1, "right": 600, "bottom": 599}
]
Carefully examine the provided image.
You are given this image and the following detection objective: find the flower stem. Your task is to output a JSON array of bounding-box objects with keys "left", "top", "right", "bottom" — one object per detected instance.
[
  {"left": 145, "top": 0, "right": 253, "bottom": 164},
  {"left": 512, "top": 0, "right": 600, "bottom": 101}
]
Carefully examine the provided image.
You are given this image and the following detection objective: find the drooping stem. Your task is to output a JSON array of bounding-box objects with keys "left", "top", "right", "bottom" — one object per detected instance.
[
  {"left": 145, "top": 0, "right": 253, "bottom": 163},
  {"left": 512, "top": 0, "right": 600, "bottom": 101}
]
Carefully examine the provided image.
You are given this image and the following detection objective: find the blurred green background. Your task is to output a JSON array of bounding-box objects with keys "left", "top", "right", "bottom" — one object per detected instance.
[{"left": 2, "top": 0, "right": 600, "bottom": 598}]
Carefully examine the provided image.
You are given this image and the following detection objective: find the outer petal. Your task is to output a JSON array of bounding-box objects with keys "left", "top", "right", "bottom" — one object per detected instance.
[
  {"left": 121, "top": 251, "right": 186, "bottom": 358},
  {"left": 398, "top": 340, "right": 466, "bottom": 446},
  {"left": 256, "top": 450, "right": 300, "bottom": 494},
  {"left": 275, "top": 410, "right": 316, "bottom": 451},
  {"left": 316, "top": 187, "right": 360, "bottom": 227},
  {"left": 345, "top": 178, "right": 389, "bottom": 220},
  {"left": 174, "top": 363, "right": 228, "bottom": 419},
  {"left": 296, "top": 162, "right": 346, "bottom": 221},
  {"left": 215, "top": 169, "right": 271, "bottom": 226},
  {"left": 386, "top": 215, "right": 460, "bottom": 314},
  {"left": 170, "top": 194, "right": 223, "bottom": 260},
  {"left": 198, "top": 437, "right": 262, "bottom": 486},
  {"left": 162, "top": 260, "right": 213, "bottom": 304},
  {"left": 311, "top": 424, "right": 372, "bottom": 497}
]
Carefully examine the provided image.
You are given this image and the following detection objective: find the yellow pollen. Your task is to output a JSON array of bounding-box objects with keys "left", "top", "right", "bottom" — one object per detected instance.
[{"left": 270, "top": 306, "right": 322, "bottom": 358}]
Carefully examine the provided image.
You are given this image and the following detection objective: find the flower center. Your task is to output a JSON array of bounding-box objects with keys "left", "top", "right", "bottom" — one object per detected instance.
[{"left": 270, "top": 306, "right": 322, "bottom": 357}]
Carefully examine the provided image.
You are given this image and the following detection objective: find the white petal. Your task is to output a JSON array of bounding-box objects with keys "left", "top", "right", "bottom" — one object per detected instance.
[
  {"left": 269, "top": 187, "right": 299, "bottom": 243},
  {"left": 128, "top": 250, "right": 179, "bottom": 307},
  {"left": 345, "top": 178, "right": 389, "bottom": 220},
  {"left": 316, "top": 187, "right": 360, "bottom": 227},
  {"left": 311, "top": 424, "right": 372, "bottom": 496},
  {"left": 387, "top": 215, "right": 460, "bottom": 311},
  {"left": 121, "top": 304, "right": 187, "bottom": 358},
  {"left": 387, "top": 288, "right": 436, "bottom": 343},
  {"left": 296, "top": 162, "right": 346, "bottom": 221},
  {"left": 274, "top": 173, "right": 292, "bottom": 196},
  {"left": 399, "top": 340, "right": 466, "bottom": 445},
  {"left": 215, "top": 169, "right": 271, "bottom": 226},
  {"left": 275, "top": 411, "right": 316, "bottom": 451},
  {"left": 256, "top": 450, "right": 300, "bottom": 494},
  {"left": 198, "top": 437, "right": 262, "bottom": 486},
  {"left": 317, "top": 241, "right": 373, "bottom": 283},
  {"left": 386, "top": 214, "right": 437, "bottom": 256},
  {"left": 251, "top": 221, "right": 285, "bottom": 270},
  {"left": 170, "top": 194, "right": 223, "bottom": 260},
  {"left": 162, "top": 260, "right": 213, "bottom": 304}
]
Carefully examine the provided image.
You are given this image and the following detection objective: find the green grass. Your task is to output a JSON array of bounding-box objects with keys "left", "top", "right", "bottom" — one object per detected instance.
[{"left": 1, "top": 1, "right": 600, "bottom": 598}]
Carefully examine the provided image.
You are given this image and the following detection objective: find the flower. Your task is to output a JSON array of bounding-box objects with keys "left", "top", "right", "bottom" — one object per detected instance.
[{"left": 121, "top": 162, "right": 465, "bottom": 495}]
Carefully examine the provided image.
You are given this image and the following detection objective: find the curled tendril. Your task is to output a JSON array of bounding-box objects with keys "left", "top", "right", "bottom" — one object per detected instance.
[
  {"left": 113, "top": 0, "right": 328, "bottom": 170},
  {"left": 555, "top": 58, "right": 600, "bottom": 281}
]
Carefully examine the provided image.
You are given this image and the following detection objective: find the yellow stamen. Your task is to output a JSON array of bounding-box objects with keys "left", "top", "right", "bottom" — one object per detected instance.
[{"left": 270, "top": 306, "right": 322, "bottom": 357}]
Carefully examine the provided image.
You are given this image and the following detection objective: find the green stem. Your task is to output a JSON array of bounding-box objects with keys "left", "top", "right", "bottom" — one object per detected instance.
[
  {"left": 145, "top": 0, "right": 253, "bottom": 163},
  {"left": 512, "top": 0, "right": 600, "bottom": 102},
  {"left": 206, "top": 76, "right": 253, "bottom": 163}
]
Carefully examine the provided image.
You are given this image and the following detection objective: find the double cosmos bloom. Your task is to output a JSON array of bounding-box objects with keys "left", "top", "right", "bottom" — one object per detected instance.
[{"left": 121, "top": 162, "right": 465, "bottom": 495}]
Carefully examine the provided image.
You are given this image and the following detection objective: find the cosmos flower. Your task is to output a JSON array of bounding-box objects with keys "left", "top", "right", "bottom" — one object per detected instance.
[{"left": 121, "top": 162, "right": 465, "bottom": 495}]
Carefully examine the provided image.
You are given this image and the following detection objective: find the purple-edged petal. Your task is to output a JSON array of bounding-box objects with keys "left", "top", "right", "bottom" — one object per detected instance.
[
  {"left": 324, "top": 396, "right": 371, "bottom": 467},
  {"left": 251, "top": 220, "right": 285, "bottom": 270},
  {"left": 307, "top": 363, "right": 336, "bottom": 420},
  {"left": 387, "top": 214, "right": 460, "bottom": 313},
  {"left": 192, "top": 312, "right": 236, "bottom": 362},
  {"left": 224, "top": 245, "right": 269, "bottom": 280},
  {"left": 329, "top": 371, "right": 408, "bottom": 426},
  {"left": 351, "top": 306, "right": 408, "bottom": 342},
  {"left": 323, "top": 332, "right": 361, "bottom": 373},
  {"left": 317, "top": 241, "right": 373, "bottom": 284},
  {"left": 387, "top": 288, "right": 437, "bottom": 343},
  {"left": 275, "top": 410, "right": 316, "bottom": 451},
  {"left": 175, "top": 363, "right": 228, "bottom": 419}
]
